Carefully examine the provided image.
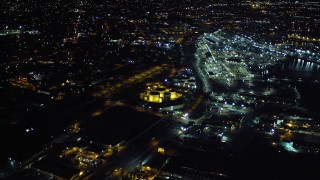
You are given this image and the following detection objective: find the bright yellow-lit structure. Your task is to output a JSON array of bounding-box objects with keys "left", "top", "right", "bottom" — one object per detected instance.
[
  {"left": 157, "top": 147, "right": 165, "bottom": 154},
  {"left": 140, "top": 83, "right": 182, "bottom": 103},
  {"left": 148, "top": 92, "right": 161, "bottom": 103}
]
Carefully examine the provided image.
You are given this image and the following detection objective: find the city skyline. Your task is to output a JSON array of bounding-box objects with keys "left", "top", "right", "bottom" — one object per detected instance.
[{"left": 1, "top": 0, "right": 320, "bottom": 179}]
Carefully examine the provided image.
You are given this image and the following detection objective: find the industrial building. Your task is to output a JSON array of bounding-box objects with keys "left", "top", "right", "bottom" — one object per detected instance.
[{"left": 139, "top": 83, "right": 182, "bottom": 103}]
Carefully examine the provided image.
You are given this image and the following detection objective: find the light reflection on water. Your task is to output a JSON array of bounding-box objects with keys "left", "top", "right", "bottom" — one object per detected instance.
[
  {"left": 284, "top": 58, "right": 320, "bottom": 72},
  {"left": 250, "top": 57, "right": 320, "bottom": 113},
  {"left": 249, "top": 57, "right": 320, "bottom": 81}
]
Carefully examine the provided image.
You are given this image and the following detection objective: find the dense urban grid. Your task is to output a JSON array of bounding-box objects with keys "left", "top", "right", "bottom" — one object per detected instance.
[{"left": 1, "top": 0, "right": 320, "bottom": 179}]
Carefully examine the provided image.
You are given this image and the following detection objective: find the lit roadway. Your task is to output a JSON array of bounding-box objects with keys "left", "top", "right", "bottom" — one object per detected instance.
[
  {"left": 81, "top": 117, "right": 182, "bottom": 179},
  {"left": 85, "top": 98, "right": 208, "bottom": 179},
  {"left": 85, "top": 99, "right": 209, "bottom": 179},
  {"left": 194, "top": 53, "right": 211, "bottom": 92},
  {"left": 94, "top": 64, "right": 168, "bottom": 98},
  {"left": 93, "top": 100, "right": 166, "bottom": 118}
]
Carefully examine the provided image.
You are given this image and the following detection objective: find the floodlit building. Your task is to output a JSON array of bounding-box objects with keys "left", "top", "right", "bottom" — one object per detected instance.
[
  {"left": 140, "top": 84, "right": 181, "bottom": 103},
  {"left": 140, "top": 83, "right": 184, "bottom": 111}
]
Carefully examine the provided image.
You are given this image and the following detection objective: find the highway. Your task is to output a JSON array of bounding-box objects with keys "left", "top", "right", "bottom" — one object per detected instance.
[{"left": 82, "top": 117, "right": 182, "bottom": 179}]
